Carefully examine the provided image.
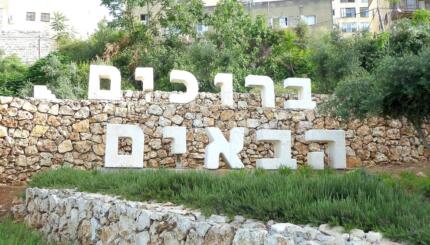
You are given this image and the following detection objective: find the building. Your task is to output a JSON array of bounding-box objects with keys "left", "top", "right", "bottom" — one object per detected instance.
[
  {"left": 0, "top": 0, "right": 110, "bottom": 38},
  {"left": 369, "top": 0, "right": 430, "bottom": 32},
  {"left": 332, "top": 0, "right": 371, "bottom": 36},
  {"left": 135, "top": 0, "right": 333, "bottom": 32}
]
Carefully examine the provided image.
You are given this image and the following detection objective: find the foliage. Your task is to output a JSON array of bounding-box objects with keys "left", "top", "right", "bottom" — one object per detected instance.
[
  {"left": 51, "top": 12, "right": 71, "bottom": 41},
  {"left": 323, "top": 48, "right": 430, "bottom": 148},
  {"left": 22, "top": 54, "right": 88, "bottom": 99},
  {"left": 0, "top": 218, "right": 47, "bottom": 245},
  {"left": 0, "top": 55, "right": 28, "bottom": 96},
  {"left": 30, "top": 168, "right": 430, "bottom": 244},
  {"left": 412, "top": 9, "right": 430, "bottom": 26}
]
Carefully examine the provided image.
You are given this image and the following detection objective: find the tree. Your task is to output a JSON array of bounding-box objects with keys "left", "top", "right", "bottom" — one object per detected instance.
[
  {"left": 51, "top": 12, "right": 71, "bottom": 41},
  {"left": 323, "top": 49, "right": 430, "bottom": 149}
]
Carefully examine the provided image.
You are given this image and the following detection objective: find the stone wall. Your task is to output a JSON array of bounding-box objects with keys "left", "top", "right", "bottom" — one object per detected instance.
[
  {"left": 12, "top": 188, "right": 397, "bottom": 244},
  {"left": 0, "top": 92, "right": 429, "bottom": 184},
  {"left": 0, "top": 31, "right": 56, "bottom": 64}
]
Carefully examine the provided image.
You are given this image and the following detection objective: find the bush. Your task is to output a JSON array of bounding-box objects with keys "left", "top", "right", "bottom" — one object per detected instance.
[
  {"left": 0, "top": 55, "right": 28, "bottom": 96},
  {"left": 30, "top": 168, "right": 430, "bottom": 244}
]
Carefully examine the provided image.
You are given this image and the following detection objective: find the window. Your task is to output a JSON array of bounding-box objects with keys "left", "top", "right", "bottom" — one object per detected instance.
[
  {"left": 340, "top": 0, "right": 355, "bottom": 3},
  {"left": 332, "top": 9, "right": 335, "bottom": 16},
  {"left": 279, "top": 17, "right": 288, "bottom": 28},
  {"left": 304, "top": 15, "right": 316, "bottom": 25},
  {"left": 140, "top": 14, "right": 148, "bottom": 24},
  {"left": 359, "top": 22, "right": 369, "bottom": 31},
  {"left": 40, "top": 13, "right": 50, "bottom": 22},
  {"left": 341, "top": 22, "right": 357, "bottom": 32},
  {"left": 361, "top": 0, "right": 368, "bottom": 3},
  {"left": 341, "top": 8, "right": 356, "bottom": 18},
  {"left": 26, "top": 12, "right": 36, "bottom": 21},
  {"left": 360, "top": 7, "right": 369, "bottom": 17}
]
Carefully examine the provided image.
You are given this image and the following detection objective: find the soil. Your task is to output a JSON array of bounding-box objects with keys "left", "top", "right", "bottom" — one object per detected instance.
[{"left": 0, "top": 185, "right": 25, "bottom": 220}]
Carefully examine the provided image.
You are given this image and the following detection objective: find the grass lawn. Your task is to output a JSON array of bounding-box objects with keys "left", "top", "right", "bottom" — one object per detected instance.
[
  {"left": 29, "top": 167, "right": 430, "bottom": 244},
  {"left": 0, "top": 217, "right": 47, "bottom": 245}
]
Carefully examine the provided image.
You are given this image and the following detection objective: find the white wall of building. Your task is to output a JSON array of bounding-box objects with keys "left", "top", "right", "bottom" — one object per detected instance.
[
  {"left": 332, "top": 0, "right": 371, "bottom": 35},
  {"left": 0, "top": 0, "right": 110, "bottom": 39}
]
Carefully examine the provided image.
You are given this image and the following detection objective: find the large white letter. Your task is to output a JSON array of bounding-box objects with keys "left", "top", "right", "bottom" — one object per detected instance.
[
  {"left": 214, "top": 73, "right": 234, "bottom": 107},
  {"left": 169, "top": 70, "right": 199, "bottom": 104},
  {"left": 305, "top": 130, "right": 346, "bottom": 169},
  {"left": 105, "top": 124, "right": 144, "bottom": 168},
  {"left": 163, "top": 126, "right": 187, "bottom": 154},
  {"left": 135, "top": 67, "right": 154, "bottom": 102},
  {"left": 283, "top": 78, "right": 316, "bottom": 110},
  {"left": 308, "top": 152, "right": 325, "bottom": 170},
  {"left": 204, "top": 127, "right": 245, "bottom": 169},
  {"left": 245, "top": 75, "right": 275, "bottom": 108},
  {"left": 33, "top": 85, "right": 57, "bottom": 101},
  {"left": 88, "top": 65, "right": 122, "bottom": 100},
  {"left": 256, "top": 130, "right": 297, "bottom": 170}
]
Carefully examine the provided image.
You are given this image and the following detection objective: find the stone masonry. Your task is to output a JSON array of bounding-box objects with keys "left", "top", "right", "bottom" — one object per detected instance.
[
  {"left": 12, "top": 188, "right": 400, "bottom": 244},
  {"left": 0, "top": 92, "right": 429, "bottom": 184},
  {"left": 0, "top": 30, "right": 55, "bottom": 64}
]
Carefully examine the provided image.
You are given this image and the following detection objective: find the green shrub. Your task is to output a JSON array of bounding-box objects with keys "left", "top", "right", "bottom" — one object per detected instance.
[
  {"left": 30, "top": 168, "right": 430, "bottom": 244},
  {"left": 0, "top": 55, "right": 28, "bottom": 96}
]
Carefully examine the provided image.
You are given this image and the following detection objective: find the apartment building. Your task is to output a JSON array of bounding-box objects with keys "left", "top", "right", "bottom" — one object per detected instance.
[
  {"left": 135, "top": 0, "right": 333, "bottom": 32},
  {"left": 0, "top": 0, "right": 110, "bottom": 38},
  {"left": 332, "top": 0, "right": 371, "bottom": 36},
  {"left": 369, "top": 0, "right": 430, "bottom": 32}
]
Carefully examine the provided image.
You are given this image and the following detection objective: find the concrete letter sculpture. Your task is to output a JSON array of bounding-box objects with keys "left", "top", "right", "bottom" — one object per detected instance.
[
  {"left": 214, "top": 73, "right": 234, "bottom": 107},
  {"left": 284, "top": 78, "right": 316, "bottom": 110},
  {"left": 305, "top": 130, "right": 346, "bottom": 169},
  {"left": 169, "top": 70, "right": 199, "bottom": 104},
  {"left": 307, "top": 152, "right": 325, "bottom": 170},
  {"left": 204, "top": 127, "right": 245, "bottom": 169},
  {"left": 33, "top": 85, "right": 57, "bottom": 101},
  {"left": 135, "top": 67, "right": 154, "bottom": 102},
  {"left": 105, "top": 124, "right": 144, "bottom": 168},
  {"left": 88, "top": 65, "right": 122, "bottom": 100},
  {"left": 256, "top": 129, "right": 297, "bottom": 169},
  {"left": 163, "top": 126, "right": 187, "bottom": 154},
  {"left": 245, "top": 75, "right": 275, "bottom": 108}
]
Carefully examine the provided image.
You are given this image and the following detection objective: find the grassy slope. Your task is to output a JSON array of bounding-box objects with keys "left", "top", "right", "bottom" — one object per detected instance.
[
  {"left": 29, "top": 168, "right": 430, "bottom": 244},
  {"left": 0, "top": 218, "right": 47, "bottom": 245}
]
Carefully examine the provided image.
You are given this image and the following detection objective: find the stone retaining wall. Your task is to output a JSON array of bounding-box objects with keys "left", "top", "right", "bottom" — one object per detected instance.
[
  {"left": 0, "top": 92, "right": 429, "bottom": 183},
  {"left": 12, "top": 188, "right": 398, "bottom": 244}
]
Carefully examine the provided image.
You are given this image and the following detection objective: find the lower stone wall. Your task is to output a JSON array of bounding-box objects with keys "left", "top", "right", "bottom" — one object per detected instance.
[
  {"left": 0, "top": 92, "right": 429, "bottom": 184},
  {"left": 13, "top": 188, "right": 397, "bottom": 245}
]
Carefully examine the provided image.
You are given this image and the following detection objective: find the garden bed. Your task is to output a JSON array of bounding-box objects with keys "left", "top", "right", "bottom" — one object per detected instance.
[{"left": 23, "top": 167, "right": 430, "bottom": 244}]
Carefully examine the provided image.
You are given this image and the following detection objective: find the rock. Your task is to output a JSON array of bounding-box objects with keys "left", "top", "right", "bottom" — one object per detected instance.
[
  {"left": 246, "top": 119, "right": 259, "bottom": 128},
  {"left": 0, "top": 126, "right": 7, "bottom": 137},
  {"left": 171, "top": 115, "right": 184, "bottom": 125},
  {"left": 0, "top": 96, "right": 13, "bottom": 104},
  {"left": 75, "top": 107, "right": 90, "bottom": 119},
  {"left": 232, "top": 228, "right": 267, "bottom": 245},
  {"left": 74, "top": 141, "right": 92, "bottom": 153},
  {"left": 48, "top": 104, "right": 59, "bottom": 115},
  {"left": 204, "top": 224, "right": 235, "bottom": 245},
  {"left": 37, "top": 139, "right": 57, "bottom": 152},
  {"left": 72, "top": 120, "right": 90, "bottom": 133},
  {"left": 366, "top": 231, "right": 383, "bottom": 243},
  {"left": 148, "top": 105, "right": 163, "bottom": 115},
  {"left": 350, "top": 228, "right": 365, "bottom": 239},
  {"left": 220, "top": 110, "right": 235, "bottom": 121},
  {"left": 38, "top": 102, "right": 50, "bottom": 113},
  {"left": 319, "top": 224, "right": 344, "bottom": 237},
  {"left": 22, "top": 101, "right": 37, "bottom": 112},
  {"left": 31, "top": 125, "right": 49, "bottom": 137},
  {"left": 13, "top": 129, "right": 30, "bottom": 139},
  {"left": 136, "top": 231, "right": 150, "bottom": 244},
  {"left": 58, "top": 140, "right": 73, "bottom": 153}
]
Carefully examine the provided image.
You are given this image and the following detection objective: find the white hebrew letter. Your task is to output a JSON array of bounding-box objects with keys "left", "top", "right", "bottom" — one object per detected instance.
[
  {"left": 308, "top": 152, "right": 324, "bottom": 170},
  {"left": 88, "top": 65, "right": 122, "bottom": 100},
  {"left": 169, "top": 70, "right": 199, "bottom": 104},
  {"left": 163, "top": 126, "right": 187, "bottom": 154},
  {"left": 135, "top": 67, "right": 154, "bottom": 102},
  {"left": 256, "top": 130, "right": 297, "bottom": 170},
  {"left": 33, "top": 85, "right": 57, "bottom": 101},
  {"left": 283, "top": 78, "right": 316, "bottom": 109},
  {"left": 105, "top": 124, "right": 144, "bottom": 168},
  {"left": 305, "top": 130, "right": 346, "bottom": 169},
  {"left": 204, "top": 127, "right": 245, "bottom": 169},
  {"left": 214, "top": 73, "right": 234, "bottom": 107},
  {"left": 245, "top": 75, "right": 275, "bottom": 108}
]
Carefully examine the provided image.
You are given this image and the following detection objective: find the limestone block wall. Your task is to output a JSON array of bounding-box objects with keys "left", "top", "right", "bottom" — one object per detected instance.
[
  {"left": 0, "top": 31, "right": 56, "bottom": 64},
  {"left": 0, "top": 92, "right": 429, "bottom": 183},
  {"left": 12, "top": 188, "right": 395, "bottom": 244}
]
